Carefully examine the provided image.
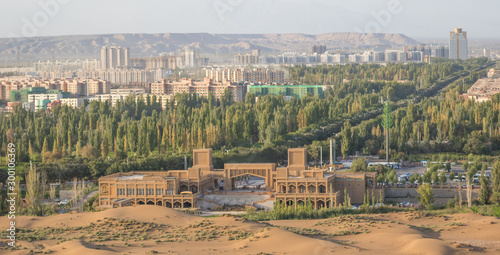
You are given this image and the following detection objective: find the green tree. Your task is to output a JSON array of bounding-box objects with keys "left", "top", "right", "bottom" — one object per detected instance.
[
  {"left": 479, "top": 172, "right": 492, "bottom": 205},
  {"left": 25, "top": 164, "right": 44, "bottom": 216},
  {"left": 340, "top": 122, "right": 352, "bottom": 159},
  {"left": 42, "top": 137, "right": 49, "bottom": 162},
  {"left": 423, "top": 171, "right": 432, "bottom": 184},
  {"left": 351, "top": 158, "right": 367, "bottom": 172},
  {"left": 438, "top": 172, "right": 447, "bottom": 186},
  {"left": 101, "top": 136, "right": 109, "bottom": 158},
  {"left": 381, "top": 102, "right": 393, "bottom": 162},
  {"left": 386, "top": 169, "right": 397, "bottom": 184},
  {"left": 417, "top": 184, "right": 435, "bottom": 209},
  {"left": 491, "top": 161, "right": 500, "bottom": 204},
  {"left": 444, "top": 162, "right": 451, "bottom": 172}
]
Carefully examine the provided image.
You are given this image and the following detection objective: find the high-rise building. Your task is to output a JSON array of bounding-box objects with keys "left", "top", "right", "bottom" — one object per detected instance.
[
  {"left": 449, "top": 28, "right": 468, "bottom": 60},
  {"left": 312, "top": 45, "right": 327, "bottom": 54},
  {"left": 234, "top": 49, "right": 260, "bottom": 65},
  {"left": 184, "top": 49, "right": 197, "bottom": 68},
  {"left": 434, "top": 46, "right": 450, "bottom": 58},
  {"left": 101, "top": 46, "right": 130, "bottom": 69}
]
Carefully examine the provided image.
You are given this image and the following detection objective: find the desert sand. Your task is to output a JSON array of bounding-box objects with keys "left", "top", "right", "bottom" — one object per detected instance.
[{"left": 1, "top": 206, "right": 500, "bottom": 254}]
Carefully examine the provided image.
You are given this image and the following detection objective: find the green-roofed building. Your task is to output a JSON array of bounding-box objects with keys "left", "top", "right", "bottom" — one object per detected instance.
[
  {"left": 247, "top": 85, "right": 324, "bottom": 98},
  {"left": 11, "top": 87, "right": 70, "bottom": 102}
]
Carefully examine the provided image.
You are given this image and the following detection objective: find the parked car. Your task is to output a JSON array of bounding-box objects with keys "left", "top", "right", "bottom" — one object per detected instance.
[{"left": 59, "top": 199, "right": 69, "bottom": 206}]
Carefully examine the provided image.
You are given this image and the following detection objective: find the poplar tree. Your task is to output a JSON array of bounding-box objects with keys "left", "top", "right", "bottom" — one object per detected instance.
[{"left": 381, "top": 102, "right": 393, "bottom": 162}]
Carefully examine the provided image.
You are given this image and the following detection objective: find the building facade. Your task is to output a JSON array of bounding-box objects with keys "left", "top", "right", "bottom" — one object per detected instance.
[
  {"left": 151, "top": 78, "right": 245, "bottom": 102},
  {"left": 98, "top": 148, "right": 380, "bottom": 209},
  {"left": 247, "top": 85, "right": 324, "bottom": 98},
  {"left": 449, "top": 27, "right": 468, "bottom": 60},
  {"left": 101, "top": 46, "right": 130, "bottom": 69},
  {"left": 206, "top": 68, "right": 286, "bottom": 84}
]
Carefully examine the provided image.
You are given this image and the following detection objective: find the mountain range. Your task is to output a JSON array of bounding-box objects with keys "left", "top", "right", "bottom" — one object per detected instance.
[{"left": 0, "top": 33, "right": 420, "bottom": 60}]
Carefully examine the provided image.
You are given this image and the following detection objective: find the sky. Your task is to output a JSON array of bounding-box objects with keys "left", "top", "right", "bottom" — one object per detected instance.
[{"left": 1, "top": 0, "right": 498, "bottom": 40}]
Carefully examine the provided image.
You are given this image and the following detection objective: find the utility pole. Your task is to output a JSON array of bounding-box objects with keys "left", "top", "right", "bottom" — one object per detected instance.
[
  {"left": 333, "top": 139, "right": 336, "bottom": 164},
  {"left": 184, "top": 155, "right": 187, "bottom": 170},
  {"left": 316, "top": 146, "right": 322, "bottom": 169},
  {"left": 329, "top": 139, "right": 333, "bottom": 166}
]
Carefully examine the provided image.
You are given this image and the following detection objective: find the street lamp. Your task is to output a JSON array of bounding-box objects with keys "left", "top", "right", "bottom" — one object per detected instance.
[{"left": 315, "top": 146, "right": 322, "bottom": 169}]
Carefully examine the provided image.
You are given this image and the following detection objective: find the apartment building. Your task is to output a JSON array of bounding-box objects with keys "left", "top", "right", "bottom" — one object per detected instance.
[
  {"left": 151, "top": 78, "right": 245, "bottom": 101},
  {"left": 206, "top": 68, "right": 286, "bottom": 84}
]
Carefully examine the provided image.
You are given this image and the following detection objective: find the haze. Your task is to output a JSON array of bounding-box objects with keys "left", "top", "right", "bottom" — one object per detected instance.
[{"left": 1, "top": 0, "right": 499, "bottom": 39}]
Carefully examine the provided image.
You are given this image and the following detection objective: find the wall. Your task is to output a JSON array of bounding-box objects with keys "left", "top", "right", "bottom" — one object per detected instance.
[{"left": 384, "top": 187, "right": 479, "bottom": 206}]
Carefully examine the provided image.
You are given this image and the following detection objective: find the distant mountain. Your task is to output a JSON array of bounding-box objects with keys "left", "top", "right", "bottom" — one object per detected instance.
[{"left": 0, "top": 33, "right": 420, "bottom": 60}]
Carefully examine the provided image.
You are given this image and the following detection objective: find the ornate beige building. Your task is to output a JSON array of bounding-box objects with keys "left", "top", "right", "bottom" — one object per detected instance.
[{"left": 98, "top": 148, "right": 380, "bottom": 209}]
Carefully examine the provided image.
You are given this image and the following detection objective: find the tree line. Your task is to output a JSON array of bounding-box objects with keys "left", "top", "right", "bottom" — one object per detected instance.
[{"left": 0, "top": 59, "right": 490, "bottom": 183}]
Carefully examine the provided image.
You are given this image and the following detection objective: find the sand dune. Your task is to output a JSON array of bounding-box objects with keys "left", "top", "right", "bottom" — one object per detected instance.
[
  {"left": 234, "top": 227, "right": 340, "bottom": 254},
  {"left": 1, "top": 207, "right": 500, "bottom": 254},
  {"left": 46, "top": 240, "right": 116, "bottom": 255},
  {"left": 401, "top": 238, "right": 451, "bottom": 255},
  {"left": 0, "top": 206, "right": 198, "bottom": 229}
]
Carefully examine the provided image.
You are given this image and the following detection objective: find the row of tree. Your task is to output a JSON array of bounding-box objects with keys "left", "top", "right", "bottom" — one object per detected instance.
[{"left": 0, "top": 59, "right": 491, "bottom": 184}]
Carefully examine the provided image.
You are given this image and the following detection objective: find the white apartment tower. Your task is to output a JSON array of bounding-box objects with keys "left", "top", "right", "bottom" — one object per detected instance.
[
  {"left": 184, "top": 49, "right": 196, "bottom": 68},
  {"left": 101, "top": 46, "right": 130, "bottom": 69},
  {"left": 449, "top": 27, "right": 468, "bottom": 60}
]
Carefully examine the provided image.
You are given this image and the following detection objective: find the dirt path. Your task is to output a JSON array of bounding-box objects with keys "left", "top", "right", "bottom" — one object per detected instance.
[{"left": 70, "top": 190, "right": 98, "bottom": 211}]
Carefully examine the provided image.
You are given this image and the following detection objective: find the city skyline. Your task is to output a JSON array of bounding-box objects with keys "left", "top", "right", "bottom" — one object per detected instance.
[{"left": 1, "top": 0, "right": 500, "bottom": 40}]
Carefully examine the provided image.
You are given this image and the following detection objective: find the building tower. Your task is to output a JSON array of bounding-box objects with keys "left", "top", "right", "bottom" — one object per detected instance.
[
  {"left": 101, "top": 46, "right": 130, "bottom": 69},
  {"left": 449, "top": 27, "right": 468, "bottom": 60},
  {"left": 184, "top": 49, "right": 196, "bottom": 68}
]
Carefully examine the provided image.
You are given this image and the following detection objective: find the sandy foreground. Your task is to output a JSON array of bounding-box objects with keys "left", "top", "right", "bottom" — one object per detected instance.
[{"left": 1, "top": 206, "right": 500, "bottom": 255}]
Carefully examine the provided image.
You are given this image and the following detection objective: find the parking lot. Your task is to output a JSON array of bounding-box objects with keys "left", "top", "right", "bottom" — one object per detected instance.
[{"left": 395, "top": 164, "right": 492, "bottom": 184}]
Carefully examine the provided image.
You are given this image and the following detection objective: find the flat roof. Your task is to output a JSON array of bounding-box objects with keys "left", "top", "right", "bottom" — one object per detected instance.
[
  {"left": 248, "top": 85, "right": 324, "bottom": 88},
  {"left": 118, "top": 175, "right": 144, "bottom": 180}
]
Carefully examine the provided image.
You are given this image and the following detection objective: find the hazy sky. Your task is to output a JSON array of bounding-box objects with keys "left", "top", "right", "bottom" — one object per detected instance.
[{"left": 1, "top": 0, "right": 498, "bottom": 40}]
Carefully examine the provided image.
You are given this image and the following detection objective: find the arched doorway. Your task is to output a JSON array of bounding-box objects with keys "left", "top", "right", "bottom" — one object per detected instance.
[
  {"left": 146, "top": 201, "right": 155, "bottom": 205},
  {"left": 279, "top": 185, "right": 286, "bottom": 193},
  {"left": 165, "top": 201, "right": 172, "bottom": 208},
  {"left": 325, "top": 200, "right": 331, "bottom": 208},
  {"left": 232, "top": 174, "right": 266, "bottom": 191},
  {"left": 298, "top": 185, "right": 306, "bottom": 193},
  {"left": 138, "top": 200, "right": 145, "bottom": 205},
  {"left": 180, "top": 185, "right": 188, "bottom": 192},
  {"left": 308, "top": 185, "right": 316, "bottom": 193},
  {"left": 183, "top": 201, "right": 192, "bottom": 208},
  {"left": 297, "top": 200, "right": 305, "bottom": 207},
  {"left": 173, "top": 202, "right": 182, "bottom": 208},
  {"left": 317, "top": 200, "right": 325, "bottom": 208},
  {"left": 156, "top": 201, "right": 162, "bottom": 206},
  {"left": 288, "top": 185, "right": 296, "bottom": 193},
  {"left": 318, "top": 185, "right": 326, "bottom": 193},
  {"left": 190, "top": 185, "right": 198, "bottom": 194}
]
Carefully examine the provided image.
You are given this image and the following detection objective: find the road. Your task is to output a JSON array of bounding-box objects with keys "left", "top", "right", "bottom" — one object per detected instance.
[
  {"left": 290, "top": 62, "right": 495, "bottom": 147},
  {"left": 70, "top": 190, "right": 98, "bottom": 211}
]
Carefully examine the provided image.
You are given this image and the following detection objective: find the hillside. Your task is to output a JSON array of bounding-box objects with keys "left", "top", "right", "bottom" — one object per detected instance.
[{"left": 0, "top": 32, "right": 420, "bottom": 60}]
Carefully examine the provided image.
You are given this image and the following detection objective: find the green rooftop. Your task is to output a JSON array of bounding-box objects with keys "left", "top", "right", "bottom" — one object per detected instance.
[{"left": 247, "top": 85, "right": 324, "bottom": 98}]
